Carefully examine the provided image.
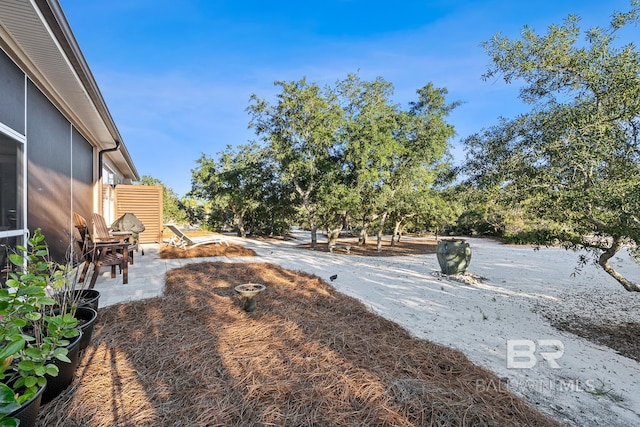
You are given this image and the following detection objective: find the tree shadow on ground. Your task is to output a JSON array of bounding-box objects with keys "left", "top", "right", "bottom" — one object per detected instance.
[{"left": 550, "top": 317, "right": 640, "bottom": 363}]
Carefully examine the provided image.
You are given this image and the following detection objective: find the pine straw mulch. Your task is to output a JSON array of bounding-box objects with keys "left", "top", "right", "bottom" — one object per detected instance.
[
  {"left": 160, "top": 229, "right": 256, "bottom": 259},
  {"left": 159, "top": 242, "right": 256, "bottom": 259},
  {"left": 297, "top": 237, "right": 439, "bottom": 257},
  {"left": 38, "top": 262, "right": 560, "bottom": 427}
]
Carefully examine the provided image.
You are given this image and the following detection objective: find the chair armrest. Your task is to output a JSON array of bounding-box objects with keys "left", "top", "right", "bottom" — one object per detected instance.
[
  {"left": 93, "top": 240, "right": 129, "bottom": 249},
  {"left": 92, "top": 237, "right": 122, "bottom": 244}
]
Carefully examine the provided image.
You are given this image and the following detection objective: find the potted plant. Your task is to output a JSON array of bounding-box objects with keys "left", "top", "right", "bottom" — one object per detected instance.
[
  {"left": 50, "top": 262, "right": 99, "bottom": 352},
  {"left": 0, "top": 229, "right": 80, "bottom": 425}
]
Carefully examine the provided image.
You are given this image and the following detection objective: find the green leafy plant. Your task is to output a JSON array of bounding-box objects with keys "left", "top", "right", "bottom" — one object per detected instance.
[
  {"left": 0, "top": 382, "right": 20, "bottom": 426},
  {"left": 0, "top": 229, "right": 78, "bottom": 406},
  {"left": 50, "top": 260, "right": 87, "bottom": 319},
  {"left": 586, "top": 378, "right": 624, "bottom": 402}
]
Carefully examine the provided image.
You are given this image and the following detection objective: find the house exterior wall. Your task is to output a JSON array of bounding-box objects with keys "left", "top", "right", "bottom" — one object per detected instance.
[
  {"left": 72, "top": 127, "right": 95, "bottom": 224},
  {"left": 0, "top": 47, "right": 24, "bottom": 134},
  {"left": 0, "top": 48, "right": 27, "bottom": 276},
  {"left": 0, "top": 45, "right": 127, "bottom": 263},
  {"left": 26, "top": 79, "right": 74, "bottom": 260},
  {"left": 0, "top": 1, "right": 139, "bottom": 269}
]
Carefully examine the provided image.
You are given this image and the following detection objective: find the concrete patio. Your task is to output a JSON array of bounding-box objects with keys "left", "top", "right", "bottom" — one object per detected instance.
[{"left": 90, "top": 234, "right": 275, "bottom": 307}]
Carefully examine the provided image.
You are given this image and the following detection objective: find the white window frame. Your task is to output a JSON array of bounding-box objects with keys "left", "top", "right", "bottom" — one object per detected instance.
[{"left": 0, "top": 117, "right": 27, "bottom": 242}]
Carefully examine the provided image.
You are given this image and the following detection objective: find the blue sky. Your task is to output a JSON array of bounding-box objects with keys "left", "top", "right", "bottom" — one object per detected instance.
[{"left": 59, "top": 0, "right": 638, "bottom": 197}]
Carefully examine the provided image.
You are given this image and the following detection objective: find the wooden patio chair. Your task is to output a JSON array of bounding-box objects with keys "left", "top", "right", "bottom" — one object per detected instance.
[
  {"left": 164, "top": 224, "right": 229, "bottom": 249},
  {"left": 73, "top": 212, "right": 130, "bottom": 288}
]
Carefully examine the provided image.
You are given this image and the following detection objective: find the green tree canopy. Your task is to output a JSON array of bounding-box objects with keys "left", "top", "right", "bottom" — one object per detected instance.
[
  {"left": 248, "top": 74, "right": 459, "bottom": 249},
  {"left": 248, "top": 78, "right": 344, "bottom": 247},
  {"left": 189, "top": 143, "right": 286, "bottom": 237}
]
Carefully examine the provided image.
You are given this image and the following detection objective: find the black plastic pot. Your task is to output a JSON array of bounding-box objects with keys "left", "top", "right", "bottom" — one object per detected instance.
[
  {"left": 75, "top": 306, "right": 98, "bottom": 351},
  {"left": 72, "top": 289, "right": 100, "bottom": 311},
  {"left": 7, "top": 384, "right": 46, "bottom": 427},
  {"left": 42, "top": 331, "right": 83, "bottom": 404}
]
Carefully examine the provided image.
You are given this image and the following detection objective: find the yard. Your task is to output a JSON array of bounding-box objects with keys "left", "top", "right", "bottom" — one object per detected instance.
[{"left": 36, "top": 232, "right": 640, "bottom": 426}]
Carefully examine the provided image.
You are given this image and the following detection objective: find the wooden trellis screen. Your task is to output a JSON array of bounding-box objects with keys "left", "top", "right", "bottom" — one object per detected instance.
[{"left": 114, "top": 185, "right": 163, "bottom": 243}]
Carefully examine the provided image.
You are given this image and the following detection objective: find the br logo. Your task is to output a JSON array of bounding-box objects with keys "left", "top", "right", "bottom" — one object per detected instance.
[{"left": 506, "top": 339, "right": 564, "bottom": 369}]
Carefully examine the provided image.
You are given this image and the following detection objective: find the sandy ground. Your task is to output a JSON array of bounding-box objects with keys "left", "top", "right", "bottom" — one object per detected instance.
[{"left": 220, "top": 231, "right": 640, "bottom": 427}]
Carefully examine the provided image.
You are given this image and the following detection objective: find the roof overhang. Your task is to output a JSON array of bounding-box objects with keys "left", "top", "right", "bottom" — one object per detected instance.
[{"left": 0, "top": 0, "right": 139, "bottom": 180}]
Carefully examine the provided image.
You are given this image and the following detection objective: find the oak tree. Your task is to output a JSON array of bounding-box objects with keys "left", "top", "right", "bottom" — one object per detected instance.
[{"left": 464, "top": 3, "right": 640, "bottom": 291}]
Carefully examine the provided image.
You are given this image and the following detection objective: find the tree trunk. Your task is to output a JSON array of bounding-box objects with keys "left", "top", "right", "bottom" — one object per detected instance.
[
  {"left": 310, "top": 224, "right": 318, "bottom": 249},
  {"left": 326, "top": 212, "right": 346, "bottom": 246},
  {"left": 359, "top": 227, "right": 368, "bottom": 245},
  {"left": 236, "top": 215, "right": 245, "bottom": 238},
  {"left": 327, "top": 228, "right": 341, "bottom": 246},
  {"left": 376, "top": 211, "right": 388, "bottom": 252},
  {"left": 598, "top": 236, "right": 640, "bottom": 292},
  {"left": 295, "top": 183, "right": 317, "bottom": 249},
  {"left": 305, "top": 204, "right": 318, "bottom": 249},
  {"left": 391, "top": 221, "right": 402, "bottom": 247}
]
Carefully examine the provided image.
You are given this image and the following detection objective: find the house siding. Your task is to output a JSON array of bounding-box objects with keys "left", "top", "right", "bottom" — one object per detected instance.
[
  {"left": 26, "top": 79, "right": 75, "bottom": 260},
  {"left": 0, "top": 48, "right": 25, "bottom": 134},
  {"left": 71, "top": 127, "right": 94, "bottom": 226},
  {"left": 0, "top": 52, "right": 102, "bottom": 262}
]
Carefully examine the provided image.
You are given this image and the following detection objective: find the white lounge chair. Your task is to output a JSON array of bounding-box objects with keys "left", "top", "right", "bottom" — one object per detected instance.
[{"left": 165, "top": 224, "right": 229, "bottom": 249}]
